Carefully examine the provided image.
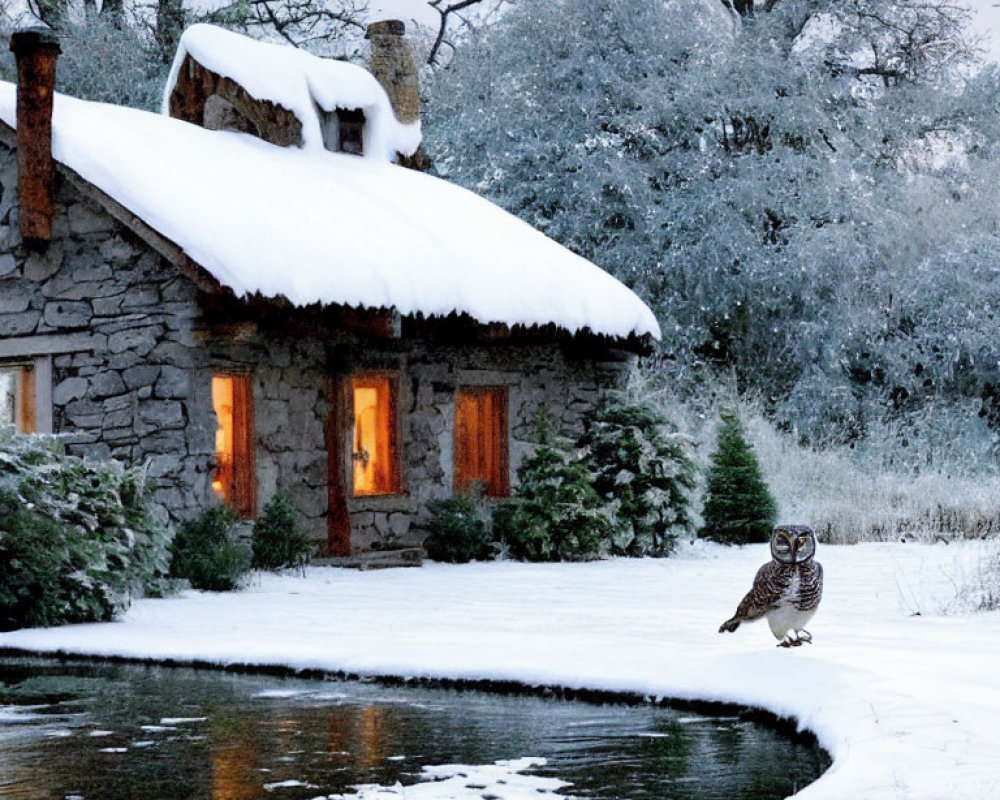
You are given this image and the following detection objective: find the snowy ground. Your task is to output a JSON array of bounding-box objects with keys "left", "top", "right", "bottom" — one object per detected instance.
[{"left": 1, "top": 541, "right": 999, "bottom": 800}]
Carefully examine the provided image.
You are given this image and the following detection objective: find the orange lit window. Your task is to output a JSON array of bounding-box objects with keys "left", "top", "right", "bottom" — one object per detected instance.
[
  {"left": 212, "top": 374, "right": 256, "bottom": 517},
  {"left": 352, "top": 375, "right": 400, "bottom": 496},
  {"left": 454, "top": 387, "right": 509, "bottom": 497},
  {"left": 0, "top": 365, "right": 35, "bottom": 434}
]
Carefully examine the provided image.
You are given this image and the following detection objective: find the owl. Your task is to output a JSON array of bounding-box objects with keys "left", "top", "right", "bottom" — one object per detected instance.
[{"left": 718, "top": 525, "right": 823, "bottom": 648}]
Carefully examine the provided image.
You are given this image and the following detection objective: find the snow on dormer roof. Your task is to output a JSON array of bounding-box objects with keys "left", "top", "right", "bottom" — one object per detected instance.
[{"left": 163, "top": 23, "right": 421, "bottom": 162}]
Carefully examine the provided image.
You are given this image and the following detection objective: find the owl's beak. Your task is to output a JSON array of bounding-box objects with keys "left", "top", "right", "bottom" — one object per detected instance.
[{"left": 790, "top": 538, "right": 800, "bottom": 564}]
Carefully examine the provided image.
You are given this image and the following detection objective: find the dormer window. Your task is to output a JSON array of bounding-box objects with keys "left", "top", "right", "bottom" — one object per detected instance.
[
  {"left": 321, "top": 108, "right": 365, "bottom": 155},
  {"left": 337, "top": 108, "right": 365, "bottom": 155}
]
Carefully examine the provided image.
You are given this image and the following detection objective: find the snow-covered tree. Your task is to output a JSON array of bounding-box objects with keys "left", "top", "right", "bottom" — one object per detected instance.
[
  {"left": 425, "top": 0, "right": 1000, "bottom": 462},
  {"left": 579, "top": 400, "right": 697, "bottom": 556},
  {"left": 0, "top": 431, "right": 173, "bottom": 629}
]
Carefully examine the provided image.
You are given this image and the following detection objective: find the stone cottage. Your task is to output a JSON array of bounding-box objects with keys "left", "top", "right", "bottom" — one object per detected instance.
[{"left": 0, "top": 24, "right": 660, "bottom": 557}]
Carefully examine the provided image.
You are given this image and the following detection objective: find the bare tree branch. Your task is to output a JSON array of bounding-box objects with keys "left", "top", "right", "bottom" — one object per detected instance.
[
  {"left": 427, "top": 0, "right": 486, "bottom": 66},
  {"left": 199, "top": 0, "right": 368, "bottom": 52}
]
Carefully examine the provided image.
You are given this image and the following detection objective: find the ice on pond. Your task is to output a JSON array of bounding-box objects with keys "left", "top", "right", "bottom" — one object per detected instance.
[
  {"left": 0, "top": 706, "right": 50, "bottom": 724},
  {"left": 254, "top": 689, "right": 308, "bottom": 699},
  {"left": 323, "top": 758, "right": 573, "bottom": 800},
  {"left": 263, "top": 778, "right": 320, "bottom": 791}
]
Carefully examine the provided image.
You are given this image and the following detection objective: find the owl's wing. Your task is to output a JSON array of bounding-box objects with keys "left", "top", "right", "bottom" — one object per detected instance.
[
  {"left": 730, "top": 560, "right": 787, "bottom": 623},
  {"left": 795, "top": 560, "right": 823, "bottom": 611}
]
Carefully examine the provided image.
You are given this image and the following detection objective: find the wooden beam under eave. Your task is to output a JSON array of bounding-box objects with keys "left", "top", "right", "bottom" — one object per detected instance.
[{"left": 335, "top": 306, "right": 400, "bottom": 340}]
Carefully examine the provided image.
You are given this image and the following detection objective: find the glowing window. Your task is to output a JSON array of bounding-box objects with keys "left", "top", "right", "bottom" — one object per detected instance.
[
  {"left": 0, "top": 365, "right": 35, "bottom": 434},
  {"left": 212, "top": 374, "right": 255, "bottom": 518},
  {"left": 454, "top": 387, "right": 509, "bottom": 498},
  {"left": 352, "top": 375, "right": 400, "bottom": 496}
]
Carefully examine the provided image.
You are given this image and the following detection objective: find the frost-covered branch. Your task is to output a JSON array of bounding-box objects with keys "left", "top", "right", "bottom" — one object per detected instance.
[
  {"left": 426, "top": 0, "right": 496, "bottom": 65},
  {"left": 199, "top": 0, "right": 368, "bottom": 52}
]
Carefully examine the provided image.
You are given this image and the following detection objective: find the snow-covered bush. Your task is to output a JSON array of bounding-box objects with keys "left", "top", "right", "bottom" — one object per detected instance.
[
  {"left": 578, "top": 401, "right": 696, "bottom": 556},
  {"left": 170, "top": 506, "right": 251, "bottom": 591},
  {"left": 423, "top": 494, "right": 494, "bottom": 563},
  {"left": 936, "top": 541, "right": 1000, "bottom": 614},
  {"left": 0, "top": 430, "right": 172, "bottom": 630},
  {"left": 966, "top": 544, "right": 1000, "bottom": 612},
  {"left": 251, "top": 494, "right": 312, "bottom": 571}
]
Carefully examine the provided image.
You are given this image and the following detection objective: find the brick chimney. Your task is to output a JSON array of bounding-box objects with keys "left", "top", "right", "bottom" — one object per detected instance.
[
  {"left": 9, "top": 28, "right": 61, "bottom": 248},
  {"left": 366, "top": 20, "right": 427, "bottom": 170}
]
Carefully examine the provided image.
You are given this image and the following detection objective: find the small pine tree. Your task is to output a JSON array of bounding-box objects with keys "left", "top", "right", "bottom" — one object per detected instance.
[
  {"left": 580, "top": 401, "right": 697, "bottom": 557},
  {"left": 251, "top": 494, "right": 312, "bottom": 571},
  {"left": 423, "top": 494, "right": 494, "bottom": 563},
  {"left": 169, "top": 506, "right": 251, "bottom": 591},
  {"left": 699, "top": 411, "right": 777, "bottom": 545},
  {"left": 495, "top": 410, "right": 613, "bottom": 562}
]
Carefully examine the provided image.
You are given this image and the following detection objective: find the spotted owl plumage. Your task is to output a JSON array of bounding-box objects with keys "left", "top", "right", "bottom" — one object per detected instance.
[{"left": 719, "top": 525, "right": 823, "bottom": 648}]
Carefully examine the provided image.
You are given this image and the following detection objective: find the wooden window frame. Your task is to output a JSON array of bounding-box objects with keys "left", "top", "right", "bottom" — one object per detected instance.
[
  {"left": 0, "top": 362, "right": 38, "bottom": 434},
  {"left": 211, "top": 372, "right": 256, "bottom": 519},
  {"left": 350, "top": 372, "right": 402, "bottom": 498},
  {"left": 454, "top": 386, "right": 510, "bottom": 498}
]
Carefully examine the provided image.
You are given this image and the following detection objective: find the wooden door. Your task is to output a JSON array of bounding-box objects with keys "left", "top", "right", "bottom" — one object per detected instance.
[{"left": 325, "top": 376, "right": 351, "bottom": 556}]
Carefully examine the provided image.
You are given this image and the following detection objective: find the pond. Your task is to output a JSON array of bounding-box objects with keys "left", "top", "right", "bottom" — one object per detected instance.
[{"left": 0, "top": 657, "right": 829, "bottom": 800}]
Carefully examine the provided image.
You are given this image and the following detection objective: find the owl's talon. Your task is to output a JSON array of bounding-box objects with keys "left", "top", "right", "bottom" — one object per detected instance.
[{"left": 798, "top": 630, "right": 813, "bottom": 643}]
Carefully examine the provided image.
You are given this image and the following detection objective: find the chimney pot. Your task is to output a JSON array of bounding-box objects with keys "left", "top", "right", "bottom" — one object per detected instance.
[
  {"left": 365, "top": 19, "right": 406, "bottom": 38},
  {"left": 365, "top": 18, "right": 427, "bottom": 169},
  {"left": 365, "top": 19, "right": 419, "bottom": 126},
  {"left": 10, "top": 27, "right": 61, "bottom": 249}
]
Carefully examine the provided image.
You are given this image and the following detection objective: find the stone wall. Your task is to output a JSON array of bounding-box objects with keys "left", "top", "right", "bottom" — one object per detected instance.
[
  {"left": 211, "top": 331, "right": 633, "bottom": 551},
  {"left": 346, "top": 339, "right": 633, "bottom": 550},
  {"left": 206, "top": 333, "right": 341, "bottom": 544},
  {"left": 0, "top": 146, "right": 217, "bottom": 519}
]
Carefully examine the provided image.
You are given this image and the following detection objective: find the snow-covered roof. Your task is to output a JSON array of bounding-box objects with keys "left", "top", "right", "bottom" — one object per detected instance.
[
  {"left": 163, "top": 24, "right": 421, "bottom": 162},
  {"left": 0, "top": 83, "right": 660, "bottom": 341}
]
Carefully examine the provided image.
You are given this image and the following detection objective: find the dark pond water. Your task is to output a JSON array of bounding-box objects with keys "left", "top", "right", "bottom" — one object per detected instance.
[{"left": 0, "top": 657, "right": 828, "bottom": 800}]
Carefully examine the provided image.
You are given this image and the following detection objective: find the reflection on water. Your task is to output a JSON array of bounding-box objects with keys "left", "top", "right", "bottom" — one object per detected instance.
[{"left": 0, "top": 657, "right": 829, "bottom": 800}]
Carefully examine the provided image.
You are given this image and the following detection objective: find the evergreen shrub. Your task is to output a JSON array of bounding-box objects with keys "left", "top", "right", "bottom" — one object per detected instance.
[
  {"left": 0, "top": 431, "right": 173, "bottom": 631},
  {"left": 579, "top": 401, "right": 697, "bottom": 556},
  {"left": 251, "top": 494, "right": 312, "bottom": 570},
  {"left": 169, "top": 506, "right": 250, "bottom": 591},
  {"left": 699, "top": 411, "right": 778, "bottom": 544},
  {"left": 495, "top": 415, "right": 613, "bottom": 561},
  {"left": 423, "top": 494, "right": 494, "bottom": 563}
]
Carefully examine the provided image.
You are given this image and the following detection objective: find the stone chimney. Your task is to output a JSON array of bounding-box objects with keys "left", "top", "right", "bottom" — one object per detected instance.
[
  {"left": 366, "top": 20, "right": 427, "bottom": 170},
  {"left": 9, "top": 28, "right": 61, "bottom": 248}
]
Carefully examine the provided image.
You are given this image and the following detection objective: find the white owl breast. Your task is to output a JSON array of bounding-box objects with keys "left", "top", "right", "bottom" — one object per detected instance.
[{"left": 765, "top": 573, "right": 816, "bottom": 638}]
